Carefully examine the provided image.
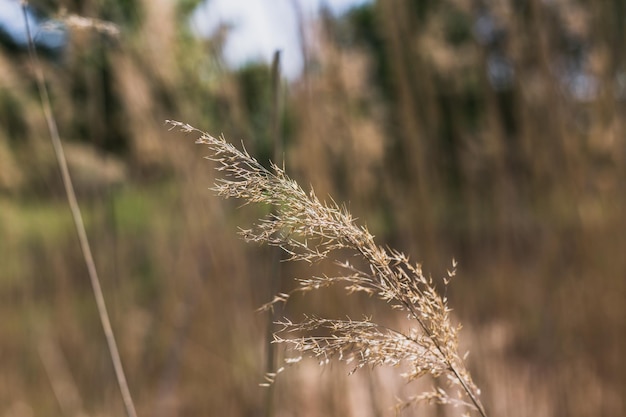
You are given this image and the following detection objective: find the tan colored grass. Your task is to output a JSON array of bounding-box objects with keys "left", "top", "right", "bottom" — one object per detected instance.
[{"left": 168, "top": 120, "right": 487, "bottom": 416}]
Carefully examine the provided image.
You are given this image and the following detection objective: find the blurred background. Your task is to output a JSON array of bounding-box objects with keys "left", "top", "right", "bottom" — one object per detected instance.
[{"left": 1, "top": 0, "right": 625, "bottom": 415}]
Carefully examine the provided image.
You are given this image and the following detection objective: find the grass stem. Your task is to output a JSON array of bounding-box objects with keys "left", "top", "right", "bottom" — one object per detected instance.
[{"left": 21, "top": 3, "right": 138, "bottom": 417}]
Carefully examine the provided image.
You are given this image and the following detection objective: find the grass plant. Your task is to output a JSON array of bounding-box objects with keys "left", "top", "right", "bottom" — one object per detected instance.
[
  {"left": 21, "top": 3, "right": 137, "bottom": 416},
  {"left": 168, "top": 120, "right": 487, "bottom": 416}
]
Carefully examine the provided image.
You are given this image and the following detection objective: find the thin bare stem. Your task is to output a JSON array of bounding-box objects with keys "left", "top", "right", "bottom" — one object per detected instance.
[
  {"left": 21, "top": 3, "right": 137, "bottom": 417},
  {"left": 264, "top": 49, "right": 284, "bottom": 417}
]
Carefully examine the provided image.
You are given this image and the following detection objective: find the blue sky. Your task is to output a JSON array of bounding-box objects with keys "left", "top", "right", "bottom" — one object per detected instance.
[
  {"left": 190, "top": 0, "right": 372, "bottom": 79},
  {"left": 0, "top": 0, "right": 65, "bottom": 49},
  {"left": 0, "top": 0, "right": 35, "bottom": 46}
]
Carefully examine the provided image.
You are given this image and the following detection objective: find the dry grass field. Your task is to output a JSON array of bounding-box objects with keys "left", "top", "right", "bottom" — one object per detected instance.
[{"left": 0, "top": 1, "right": 624, "bottom": 416}]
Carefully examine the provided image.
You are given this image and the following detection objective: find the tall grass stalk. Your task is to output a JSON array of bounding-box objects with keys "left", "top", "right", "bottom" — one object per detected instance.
[
  {"left": 265, "top": 49, "right": 284, "bottom": 417},
  {"left": 168, "top": 120, "right": 487, "bottom": 416},
  {"left": 21, "top": 3, "right": 137, "bottom": 417}
]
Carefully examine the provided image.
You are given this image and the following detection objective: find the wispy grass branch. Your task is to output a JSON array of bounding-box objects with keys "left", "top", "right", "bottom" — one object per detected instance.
[{"left": 168, "top": 120, "right": 487, "bottom": 416}]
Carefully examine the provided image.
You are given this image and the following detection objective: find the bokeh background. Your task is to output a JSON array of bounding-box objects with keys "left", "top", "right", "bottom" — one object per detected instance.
[{"left": 1, "top": 0, "right": 625, "bottom": 416}]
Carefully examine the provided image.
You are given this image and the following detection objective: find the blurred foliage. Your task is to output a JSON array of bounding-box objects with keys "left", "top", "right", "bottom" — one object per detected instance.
[{"left": 1, "top": 0, "right": 625, "bottom": 416}]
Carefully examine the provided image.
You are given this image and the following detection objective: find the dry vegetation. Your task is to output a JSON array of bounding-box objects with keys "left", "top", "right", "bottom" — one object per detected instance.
[
  {"left": 1, "top": 0, "right": 625, "bottom": 416},
  {"left": 167, "top": 120, "right": 484, "bottom": 414}
]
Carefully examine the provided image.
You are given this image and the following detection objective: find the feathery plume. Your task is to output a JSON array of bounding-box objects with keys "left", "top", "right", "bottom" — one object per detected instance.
[{"left": 167, "top": 120, "right": 487, "bottom": 416}]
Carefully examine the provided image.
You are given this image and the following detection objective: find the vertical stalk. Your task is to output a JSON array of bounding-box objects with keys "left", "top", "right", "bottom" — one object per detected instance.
[
  {"left": 21, "top": 3, "right": 138, "bottom": 417},
  {"left": 264, "top": 50, "right": 283, "bottom": 417}
]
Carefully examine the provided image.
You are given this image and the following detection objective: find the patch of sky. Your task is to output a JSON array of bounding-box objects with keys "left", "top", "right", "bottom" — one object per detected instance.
[
  {"left": 189, "top": 0, "right": 372, "bottom": 80},
  {"left": 0, "top": 0, "right": 66, "bottom": 50}
]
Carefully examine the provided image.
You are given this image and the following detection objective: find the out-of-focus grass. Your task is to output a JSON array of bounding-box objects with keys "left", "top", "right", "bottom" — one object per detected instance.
[
  {"left": 0, "top": 0, "right": 625, "bottom": 416},
  {"left": 0, "top": 197, "right": 73, "bottom": 289}
]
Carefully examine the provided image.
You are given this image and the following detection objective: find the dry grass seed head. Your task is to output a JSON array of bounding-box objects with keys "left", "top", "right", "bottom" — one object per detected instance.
[{"left": 167, "top": 120, "right": 486, "bottom": 416}]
